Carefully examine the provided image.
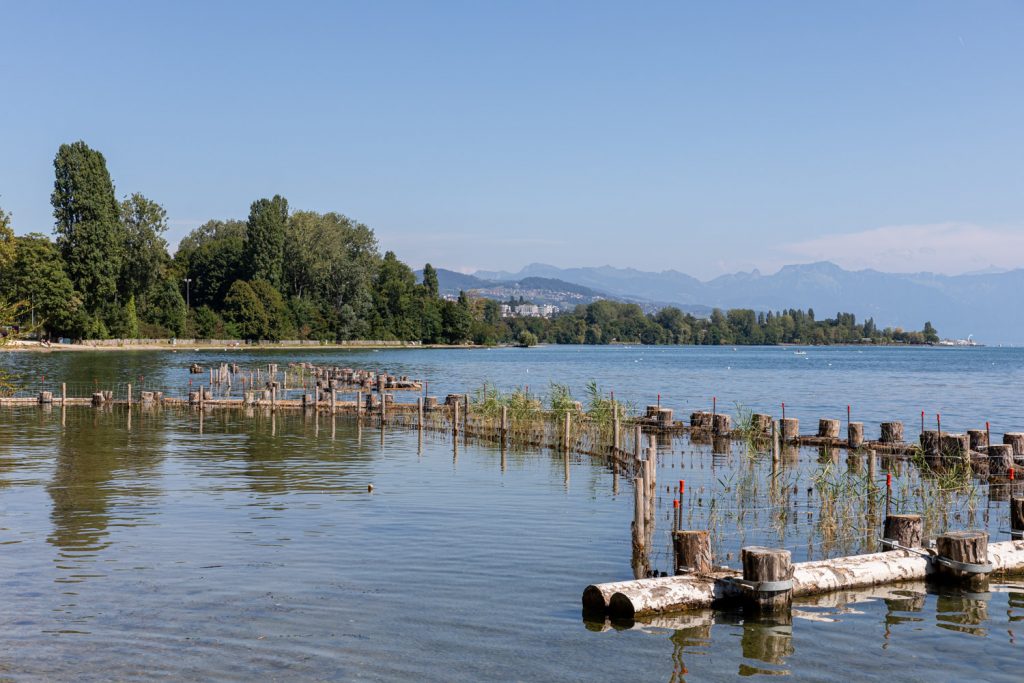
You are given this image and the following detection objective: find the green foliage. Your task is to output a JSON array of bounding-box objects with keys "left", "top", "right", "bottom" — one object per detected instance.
[
  {"left": 250, "top": 279, "right": 295, "bottom": 340},
  {"left": 372, "top": 251, "right": 419, "bottom": 339},
  {"left": 440, "top": 292, "right": 473, "bottom": 343},
  {"left": 0, "top": 204, "right": 14, "bottom": 273},
  {"left": 140, "top": 277, "right": 187, "bottom": 336},
  {"left": 124, "top": 295, "right": 140, "bottom": 339},
  {"left": 516, "top": 330, "right": 538, "bottom": 347},
  {"left": 175, "top": 219, "right": 246, "bottom": 309},
  {"left": 421, "top": 263, "right": 439, "bottom": 297},
  {"left": 224, "top": 280, "right": 267, "bottom": 340},
  {"left": 244, "top": 195, "right": 289, "bottom": 287},
  {"left": 6, "top": 234, "right": 84, "bottom": 338},
  {"left": 119, "top": 193, "right": 169, "bottom": 298},
  {"left": 548, "top": 382, "right": 577, "bottom": 417},
  {"left": 51, "top": 141, "right": 122, "bottom": 324},
  {"left": 192, "top": 306, "right": 226, "bottom": 339}
]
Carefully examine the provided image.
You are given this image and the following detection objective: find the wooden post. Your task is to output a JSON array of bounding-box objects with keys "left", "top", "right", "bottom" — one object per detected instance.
[
  {"left": 673, "top": 530, "right": 712, "bottom": 574},
  {"left": 355, "top": 391, "right": 361, "bottom": 416},
  {"left": 771, "top": 420, "right": 780, "bottom": 463},
  {"left": 380, "top": 391, "right": 386, "bottom": 422},
  {"left": 817, "top": 419, "right": 840, "bottom": 439},
  {"left": 563, "top": 411, "right": 571, "bottom": 451},
  {"left": 883, "top": 514, "right": 922, "bottom": 549},
  {"left": 880, "top": 421, "right": 904, "bottom": 443},
  {"left": 127, "top": 383, "right": 132, "bottom": 405},
  {"left": 417, "top": 397, "right": 424, "bottom": 431},
  {"left": 967, "top": 428, "right": 988, "bottom": 452},
  {"left": 740, "top": 547, "right": 793, "bottom": 614},
  {"left": 1003, "top": 432, "right": 1024, "bottom": 456},
  {"left": 199, "top": 385, "right": 205, "bottom": 409},
  {"left": 271, "top": 384, "right": 276, "bottom": 411},
  {"left": 934, "top": 531, "right": 990, "bottom": 590},
  {"left": 632, "top": 477, "right": 646, "bottom": 549},
  {"left": 453, "top": 400, "right": 460, "bottom": 436},
  {"left": 1010, "top": 497, "right": 1024, "bottom": 538},
  {"left": 500, "top": 405, "right": 508, "bottom": 440},
  {"left": 634, "top": 425, "right": 642, "bottom": 462},
  {"left": 330, "top": 389, "right": 337, "bottom": 413},
  {"left": 868, "top": 448, "right": 877, "bottom": 482},
  {"left": 988, "top": 444, "right": 1014, "bottom": 477},
  {"left": 847, "top": 421, "right": 864, "bottom": 449},
  {"left": 780, "top": 418, "right": 799, "bottom": 442},
  {"left": 712, "top": 413, "right": 731, "bottom": 435},
  {"left": 61, "top": 382, "right": 67, "bottom": 404},
  {"left": 612, "top": 404, "right": 620, "bottom": 453}
]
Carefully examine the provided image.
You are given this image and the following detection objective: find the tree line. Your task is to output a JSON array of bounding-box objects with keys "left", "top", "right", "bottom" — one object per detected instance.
[{"left": 0, "top": 141, "right": 939, "bottom": 346}]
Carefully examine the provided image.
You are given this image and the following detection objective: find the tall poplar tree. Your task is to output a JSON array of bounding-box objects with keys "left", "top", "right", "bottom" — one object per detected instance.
[
  {"left": 244, "top": 195, "right": 288, "bottom": 288},
  {"left": 51, "top": 141, "right": 123, "bottom": 329}
]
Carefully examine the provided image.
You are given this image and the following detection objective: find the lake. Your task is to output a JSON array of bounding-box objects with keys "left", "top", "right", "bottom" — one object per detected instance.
[{"left": 1, "top": 345, "right": 1022, "bottom": 680}]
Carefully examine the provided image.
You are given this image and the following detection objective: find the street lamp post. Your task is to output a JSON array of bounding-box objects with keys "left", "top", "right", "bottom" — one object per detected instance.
[{"left": 183, "top": 278, "right": 192, "bottom": 309}]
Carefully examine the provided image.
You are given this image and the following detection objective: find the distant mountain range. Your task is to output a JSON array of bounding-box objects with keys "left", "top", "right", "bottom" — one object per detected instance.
[{"left": 469, "top": 262, "right": 1024, "bottom": 344}]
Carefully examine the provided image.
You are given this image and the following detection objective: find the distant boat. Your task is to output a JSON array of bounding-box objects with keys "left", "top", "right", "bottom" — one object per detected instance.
[
  {"left": 937, "top": 335, "right": 982, "bottom": 347},
  {"left": 793, "top": 351, "right": 807, "bottom": 356}
]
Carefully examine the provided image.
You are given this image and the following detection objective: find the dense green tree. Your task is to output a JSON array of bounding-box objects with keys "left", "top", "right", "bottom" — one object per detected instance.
[
  {"left": 244, "top": 195, "right": 288, "bottom": 287},
  {"left": 0, "top": 204, "right": 14, "bottom": 273},
  {"left": 422, "top": 263, "right": 439, "bottom": 298},
  {"left": 249, "top": 279, "right": 295, "bottom": 340},
  {"left": 6, "top": 234, "right": 84, "bottom": 338},
  {"left": 51, "top": 141, "right": 123, "bottom": 328},
  {"left": 119, "top": 193, "right": 169, "bottom": 298},
  {"left": 224, "top": 280, "right": 268, "bottom": 340},
  {"left": 372, "top": 251, "right": 419, "bottom": 339},
  {"left": 140, "top": 277, "right": 187, "bottom": 336},
  {"left": 175, "top": 219, "right": 247, "bottom": 309}
]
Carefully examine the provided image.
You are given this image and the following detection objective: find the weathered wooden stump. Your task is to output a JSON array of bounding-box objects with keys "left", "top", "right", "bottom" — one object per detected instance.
[
  {"left": 690, "top": 411, "right": 712, "bottom": 430},
  {"left": 818, "top": 419, "right": 840, "bottom": 439},
  {"left": 672, "top": 530, "right": 712, "bottom": 575},
  {"left": 920, "top": 430, "right": 940, "bottom": 456},
  {"left": 988, "top": 444, "right": 1014, "bottom": 477},
  {"left": 140, "top": 391, "right": 155, "bottom": 404},
  {"left": 941, "top": 433, "right": 969, "bottom": 460},
  {"left": 656, "top": 408, "right": 673, "bottom": 426},
  {"left": 188, "top": 390, "right": 200, "bottom": 405},
  {"left": 1010, "top": 497, "right": 1024, "bottom": 537},
  {"left": 934, "top": 530, "right": 990, "bottom": 590},
  {"left": 740, "top": 547, "right": 793, "bottom": 615},
  {"left": 750, "top": 413, "right": 772, "bottom": 435},
  {"left": 302, "top": 393, "right": 313, "bottom": 409},
  {"left": 1003, "top": 432, "right": 1024, "bottom": 456},
  {"left": 880, "top": 421, "right": 904, "bottom": 443},
  {"left": 445, "top": 394, "right": 465, "bottom": 407},
  {"left": 883, "top": 514, "right": 922, "bottom": 549},
  {"left": 712, "top": 413, "right": 731, "bottom": 435},
  {"left": 780, "top": 418, "right": 799, "bottom": 442},
  {"left": 848, "top": 422, "right": 864, "bottom": 448},
  {"left": 967, "top": 429, "right": 989, "bottom": 451},
  {"left": 202, "top": 389, "right": 212, "bottom": 402},
  {"left": 92, "top": 392, "right": 105, "bottom": 407},
  {"left": 424, "top": 396, "right": 439, "bottom": 411},
  {"left": 38, "top": 391, "right": 53, "bottom": 404}
]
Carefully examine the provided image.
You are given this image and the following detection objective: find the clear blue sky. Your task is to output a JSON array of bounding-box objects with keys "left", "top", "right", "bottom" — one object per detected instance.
[{"left": 2, "top": 1, "right": 1022, "bottom": 278}]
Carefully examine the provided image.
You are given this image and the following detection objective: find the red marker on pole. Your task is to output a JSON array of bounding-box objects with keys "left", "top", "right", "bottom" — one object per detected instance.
[
  {"left": 679, "top": 479, "right": 685, "bottom": 495},
  {"left": 886, "top": 472, "right": 892, "bottom": 489},
  {"left": 1011, "top": 468, "right": 1016, "bottom": 481}
]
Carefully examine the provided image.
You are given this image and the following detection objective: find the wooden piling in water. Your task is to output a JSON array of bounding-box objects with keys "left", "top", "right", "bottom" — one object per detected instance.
[
  {"left": 818, "top": 419, "right": 840, "bottom": 439},
  {"left": 882, "top": 514, "right": 922, "bottom": 549},
  {"left": 847, "top": 422, "right": 864, "bottom": 449},
  {"left": 934, "top": 531, "right": 990, "bottom": 590},
  {"left": 741, "top": 547, "right": 793, "bottom": 615},
  {"left": 989, "top": 444, "right": 1014, "bottom": 477},
  {"left": 712, "top": 413, "right": 731, "bottom": 435},
  {"left": 780, "top": 418, "right": 799, "bottom": 442},
  {"left": 1010, "top": 497, "right": 1024, "bottom": 538},
  {"left": 967, "top": 428, "right": 988, "bottom": 451},
  {"left": 880, "top": 421, "right": 904, "bottom": 443},
  {"left": 673, "top": 530, "right": 712, "bottom": 574},
  {"left": 1003, "top": 432, "right": 1024, "bottom": 457}
]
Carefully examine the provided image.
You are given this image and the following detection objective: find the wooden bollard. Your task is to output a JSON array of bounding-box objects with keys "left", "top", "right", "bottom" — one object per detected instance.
[
  {"left": 500, "top": 405, "right": 508, "bottom": 438},
  {"left": 453, "top": 400, "right": 460, "bottom": 435},
  {"left": 817, "top": 419, "right": 840, "bottom": 439},
  {"left": 632, "top": 477, "right": 645, "bottom": 548},
  {"left": 38, "top": 391, "right": 53, "bottom": 404},
  {"left": 920, "top": 430, "right": 940, "bottom": 456},
  {"left": 418, "top": 397, "right": 425, "bottom": 430},
  {"left": 880, "top": 421, "right": 904, "bottom": 443},
  {"left": 61, "top": 383, "right": 66, "bottom": 404},
  {"left": 302, "top": 393, "right": 313, "bottom": 409},
  {"left": 934, "top": 531, "right": 990, "bottom": 590},
  {"left": 141, "top": 391, "right": 155, "bottom": 404},
  {"left": 188, "top": 390, "right": 200, "bottom": 405},
  {"left": 564, "top": 411, "right": 571, "bottom": 449},
  {"left": 868, "top": 448, "right": 877, "bottom": 482},
  {"left": 1011, "top": 497, "right": 1024, "bottom": 538},
  {"left": 673, "top": 530, "right": 712, "bottom": 574},
  {"left": 740, "top": 547, "right": 793, "bottom": 615},
  {"left": 883, "top": 514, "right": 922, "bottom": 549},
  {"left": 988, "top": 444, "right": 1014, "bottom": 477},
  {"left": 612, "top": 405, "right": 620, "bottom": 452},
  {"left": 199, "top": 385, "right": 205, "bottom": 409},
  {"left": 750, "top": 413, "right": 772, "bottom": 435},
  {"left": 967, "top": 428, "right": 988, "bottom": 451},
  {"left": 847, "top": 422, "right": 864, "bottom": 449},
  {"left": 689, "top": 411, "right": 712, "bottom": 431},
  {"left": 127, "top": 383, "right": 132, "bottom": 404},
  {"left": 380, "top": 391, "right": 386, "bottom": 420},
  {"left": 712, "top": 413, "right": 731, "bottom": 435},
  {"left": 780, "top": 418, "right": 799, "bottom": 442},
  {"left": 92, "top": 392, "right": 105, "bottom": 407},
  {"left": 940, "top": 433, "right": 969, "bottom": 460},
  {"left": 1003, "top": 432, "right": 1024, "bottom": 456}
]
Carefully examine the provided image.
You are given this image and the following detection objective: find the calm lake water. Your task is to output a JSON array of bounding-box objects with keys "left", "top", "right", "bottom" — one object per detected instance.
[{"left": 1, "top": 345, "right": 1023, "bottom": 681}]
